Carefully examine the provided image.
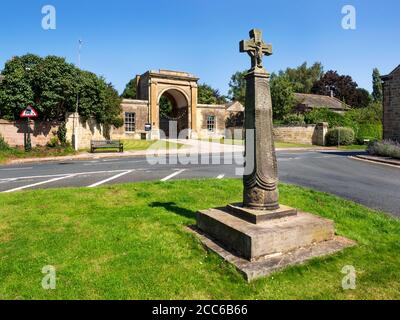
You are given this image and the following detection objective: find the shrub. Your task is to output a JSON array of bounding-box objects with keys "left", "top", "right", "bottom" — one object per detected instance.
[
  {"left": 304, "top": 108, "right": 347, "bottom": 128},
  {"left": 0, "top": 134, "right": 10, "bottom": 151},
  {"left": 367, "top": 140, "right": 400, "bottom": 159},
  {"left": 282, "top": 114, "right": 306, "bottom": 126},
  {"left": 57, "top": 122, "right": 67, "bottom": 145},
  {"left": 47, "top": 136, "right": 60, "bottom": 148},
  {"left": 325, "top": 127, "right": 355, "bottom": 146}
]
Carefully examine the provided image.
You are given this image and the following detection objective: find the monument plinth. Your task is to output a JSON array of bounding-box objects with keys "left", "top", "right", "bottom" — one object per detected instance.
[{"left": 194, "top": 29, "right": 354, "bottom": 281}]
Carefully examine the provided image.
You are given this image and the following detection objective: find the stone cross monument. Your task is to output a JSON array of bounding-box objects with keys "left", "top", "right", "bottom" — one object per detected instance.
[
  {"left": 228, "top": 29, "right": 296, "bottom": 219},
  {"left": 195, "top": 29, "right": 351, "bottom": 281}
]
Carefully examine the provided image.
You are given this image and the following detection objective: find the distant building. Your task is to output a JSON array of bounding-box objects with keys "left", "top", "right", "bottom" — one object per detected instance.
[
  {"left": 110, "top": 70, "right": 244, "bottom": 140},
  {"left": 382, "top": 65, "right": 400, "bottom": 142},
  {"left": 0, "top": 74, "right": 4, "bottom": 84},
  {"left": 294, "top": 93, "right": 351, "bottom": 114}
]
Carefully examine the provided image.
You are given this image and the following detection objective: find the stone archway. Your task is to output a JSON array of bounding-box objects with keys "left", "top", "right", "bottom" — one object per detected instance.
[
  {"left": 135, "top": 70, "right": 199, "bottom": 139},
  {"left": 158, "top": 88, "right": 189, "bottom": 138}
]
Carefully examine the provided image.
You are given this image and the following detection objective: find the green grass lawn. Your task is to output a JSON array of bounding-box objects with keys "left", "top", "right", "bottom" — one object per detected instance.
[
  {"left": 0, "top": 179, "right": 399, "bottom": 300},
  {"left": 122, "top": 139, "right": 186, "bottom": 151},
  {"left": 0, "top": 146, "right": 76, "bottom": 164},
  {"left": 337, "top": 144, "right": 368, "bottom": 151}
]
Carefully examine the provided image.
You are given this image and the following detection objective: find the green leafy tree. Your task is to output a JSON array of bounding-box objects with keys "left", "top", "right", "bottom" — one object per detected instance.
[
  {"left": 280, "top": 62, "right": 324, "bottom": 93},
  {"left": 270, "top": 75, "right": 296, "bottom": 120},
  {"left": 372, "top": 68, "right": 383, "bottom": 102},
  {"left": 121, "top": 78, "right": 137, "bottom": 99},
  {"left": 198, "top": 83, "right": 226, "bottom": 104},
  {"left": 0, "top": 54, "right": 122, "bottom": 127},
  {"left": 311, "top": 70, "right": 370, "bottom": 108},
  {"left": 228, "top": 71, "right": 246, "bottom": 104}
]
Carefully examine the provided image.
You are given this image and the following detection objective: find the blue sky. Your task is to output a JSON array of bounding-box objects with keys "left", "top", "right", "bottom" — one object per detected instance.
[{"left": 0, "top": 0, "right": 399, "bottom": 95}]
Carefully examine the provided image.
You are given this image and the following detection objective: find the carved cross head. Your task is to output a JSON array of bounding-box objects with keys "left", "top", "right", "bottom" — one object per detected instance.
[{"left": 240, "top": 29, "right": 272, "bottom": 71}]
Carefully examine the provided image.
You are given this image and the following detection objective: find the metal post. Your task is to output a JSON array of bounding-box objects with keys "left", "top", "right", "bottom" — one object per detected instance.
[
  {"left": 72, "top": 39, "right": 82, "bottom": 151},
  {"left": 25, "top": 117, "right": 32, "bottom": 152}
]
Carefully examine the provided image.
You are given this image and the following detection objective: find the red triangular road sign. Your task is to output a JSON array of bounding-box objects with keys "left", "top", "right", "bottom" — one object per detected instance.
[{"left": 20, "top": 106, "right": 39, "bottom": 118}]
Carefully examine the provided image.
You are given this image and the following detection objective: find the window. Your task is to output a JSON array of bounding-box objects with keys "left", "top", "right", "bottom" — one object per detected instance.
[
  {"left": 207, "top": 115, "right": 216, "bottom": 132},
  {"left": 125, "top": 112, "right": 136, "bottom": 132}
]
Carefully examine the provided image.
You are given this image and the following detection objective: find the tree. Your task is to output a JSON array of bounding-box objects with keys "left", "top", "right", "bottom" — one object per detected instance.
[
  {"left": 228, "top": 71, "right": 246, "bottom": 104},
  {"left": 198, "top": 83, "right": 226, "bottom": 104},
  {"left": 121, "top": 78, "right": 137, "bottom": 99},
  {"left": 372, "top": 68, "right": 383, "bottom": 102},
  {"left": 0, "top": 54, "right": 122, "bottom": 127},
  {"left": 311, "top": 70, "right": 370, "bottom": 108},
  {"left": 270, "top": 75, "right": 296, "bottom": 120},
  {"left": 280, "top": 62, "right": 323, "bottom": 93}
]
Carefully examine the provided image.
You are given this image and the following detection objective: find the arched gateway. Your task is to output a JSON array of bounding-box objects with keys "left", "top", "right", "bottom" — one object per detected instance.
[
  {"left": 135, "top": 70, "right": 199, "bottom": 139},
  {"left": 110, "top": 69, "right": 244, "bottom": 141}
]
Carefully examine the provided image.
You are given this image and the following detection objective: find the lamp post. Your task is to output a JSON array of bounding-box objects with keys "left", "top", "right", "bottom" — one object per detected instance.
[{"left": 72, "top": 39, "right": 83, "bottom": 151}]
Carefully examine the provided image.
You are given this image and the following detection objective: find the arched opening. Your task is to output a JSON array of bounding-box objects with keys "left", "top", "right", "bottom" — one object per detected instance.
[{"left": 158, "top": 89, "right": 189, "bottom": 138}]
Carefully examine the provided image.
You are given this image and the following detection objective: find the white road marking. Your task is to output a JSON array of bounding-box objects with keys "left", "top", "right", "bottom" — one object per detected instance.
[
  {"left": 3, "top": 174, "right": 76, "bottom": 193},
  {"left": 88, "top": 170, "right": 133, "bottom": 188},
  {"left": 217, "top": 174, "right": 225, "bottom": 179},
  {"left": 0, "top": 169, "right": 134, "bottom": 182},
  {"left": 0, "top": 167, "right": 33, "bottom": 171},
  {"left": 161, "top": 169, "right": 186, "bottom": 182}
]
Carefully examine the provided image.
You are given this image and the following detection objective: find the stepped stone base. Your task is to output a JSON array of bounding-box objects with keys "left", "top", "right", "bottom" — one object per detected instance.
[{"left": 194, "top": 206, "right": 355, "bottom": 281}]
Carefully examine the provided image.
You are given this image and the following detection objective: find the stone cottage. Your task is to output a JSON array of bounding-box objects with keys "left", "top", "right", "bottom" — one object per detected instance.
[{"left": 382, "top": 65, "right": 400, "bottom": 142}]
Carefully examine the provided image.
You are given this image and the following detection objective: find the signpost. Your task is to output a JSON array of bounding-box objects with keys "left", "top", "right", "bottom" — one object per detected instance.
[{"left": 20, "top": 106, "right": 39, "bottom": 151}]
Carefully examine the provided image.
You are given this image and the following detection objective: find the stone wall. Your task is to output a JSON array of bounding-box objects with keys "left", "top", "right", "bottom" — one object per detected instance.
[
  {"left": 111, "top": 99, "right": 149, "bottom": 140},
  {"left": 196, "top": 104, "right": 226, "bottom": 139},
  {"left": 383, "top": 67, "right": 400, "bottom": 142},
  {"left": 0, "top": 119, "right": 59, "bottom": 147},
  {"left": 273, "top": 123, "right": 328, "bottom": 146},
  {"left": 65, "top": 113, "right": 108, "bottom": 150}
]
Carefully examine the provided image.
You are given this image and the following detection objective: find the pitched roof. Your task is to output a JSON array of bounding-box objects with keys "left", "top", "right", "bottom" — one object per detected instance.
[
  {"left": 225, "top": 101, "right": 244, "bottom": 112},
  {"left": 382, "top": 65, "right": 400, "bottom": 81},
  {"left": 294, "top": 93, "right": 351, "bottom": 111}
]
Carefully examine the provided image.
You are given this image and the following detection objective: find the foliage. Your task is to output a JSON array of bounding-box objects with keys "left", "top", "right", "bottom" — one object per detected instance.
[
  {"left": 121, "top": 78, "right": 137, "bottom": 99},
  {"left": 198, "top": 83, "right": 226, "bottom": 105},
  {"left": 304, "top": 107, "right": 346, "bottom": 127},
  {"left": 311, "top": 70, "right": 371, "bottom": 108},
  {"left": 270, "top": 75, "right": 296, "bottom": 120},
  {"left": 368, "top": 140, "right": 400, "bottom": 159},
  {"left": 0, "top": 134, "right": 10, "bottom": 151},
  {"left": 0, "top": 54, "right": 122, "bottom": 127},
  {"left": 47, "top": 136, "right": 60, "bottom": 148},
  {"left": 282, "top": 114, "right": 306, "bottom": 126},
  {"left": 57, "top": 122, "right": 67, "bottom": 145},
  {"left": 372, "top": 68, "right": 383, "bottom": 102},
  {"left": 159, "top": 95, "right": 173, "bottom": 117},
  {"left": 325, "top": 127, "right": 355, "bottom": 146},
  {"left": 228, "top": 71, "right": 246, "bottom": 104},
  {"left": 277, "top": 62, "right": 323, "bottom": 93}
]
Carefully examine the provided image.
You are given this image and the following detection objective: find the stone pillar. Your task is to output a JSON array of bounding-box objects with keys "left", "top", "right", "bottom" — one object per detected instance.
[
  {"left": 150, "top": 81, "right": 160, "bottom": 140},
  {"left": 190, "top": 84, "right": 198, "bottom": 139},
  {"left": 243, "top": 70, "right": 279, "bottom": 210},
  {"left": 315, "top": 122, "right": 328, "bottom": 146}
]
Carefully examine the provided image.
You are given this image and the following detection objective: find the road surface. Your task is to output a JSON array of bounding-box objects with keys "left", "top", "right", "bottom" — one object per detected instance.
[{"left": 0, "top": 150, "right": 399, "bottom": 217}]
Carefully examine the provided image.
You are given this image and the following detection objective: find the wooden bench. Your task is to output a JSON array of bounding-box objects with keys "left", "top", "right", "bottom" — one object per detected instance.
[{"left": 90, "top": 140, "right": 124, "bottom": 153}]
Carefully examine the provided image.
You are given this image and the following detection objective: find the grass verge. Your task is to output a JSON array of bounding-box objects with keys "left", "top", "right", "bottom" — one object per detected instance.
[
  {"left": 0, "top": 146, "right": 76, "bottom": 164},
  {"left": 122, "top": 139, "right": 186, "bottom": 151},
  {"left": 0, "top": 179, "right": 399, "bottom": 300}
]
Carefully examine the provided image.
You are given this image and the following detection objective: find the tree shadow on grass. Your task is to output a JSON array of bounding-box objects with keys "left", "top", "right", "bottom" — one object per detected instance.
[{"left": 150, "top": 202, "right": 196, "bottom": 219}]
